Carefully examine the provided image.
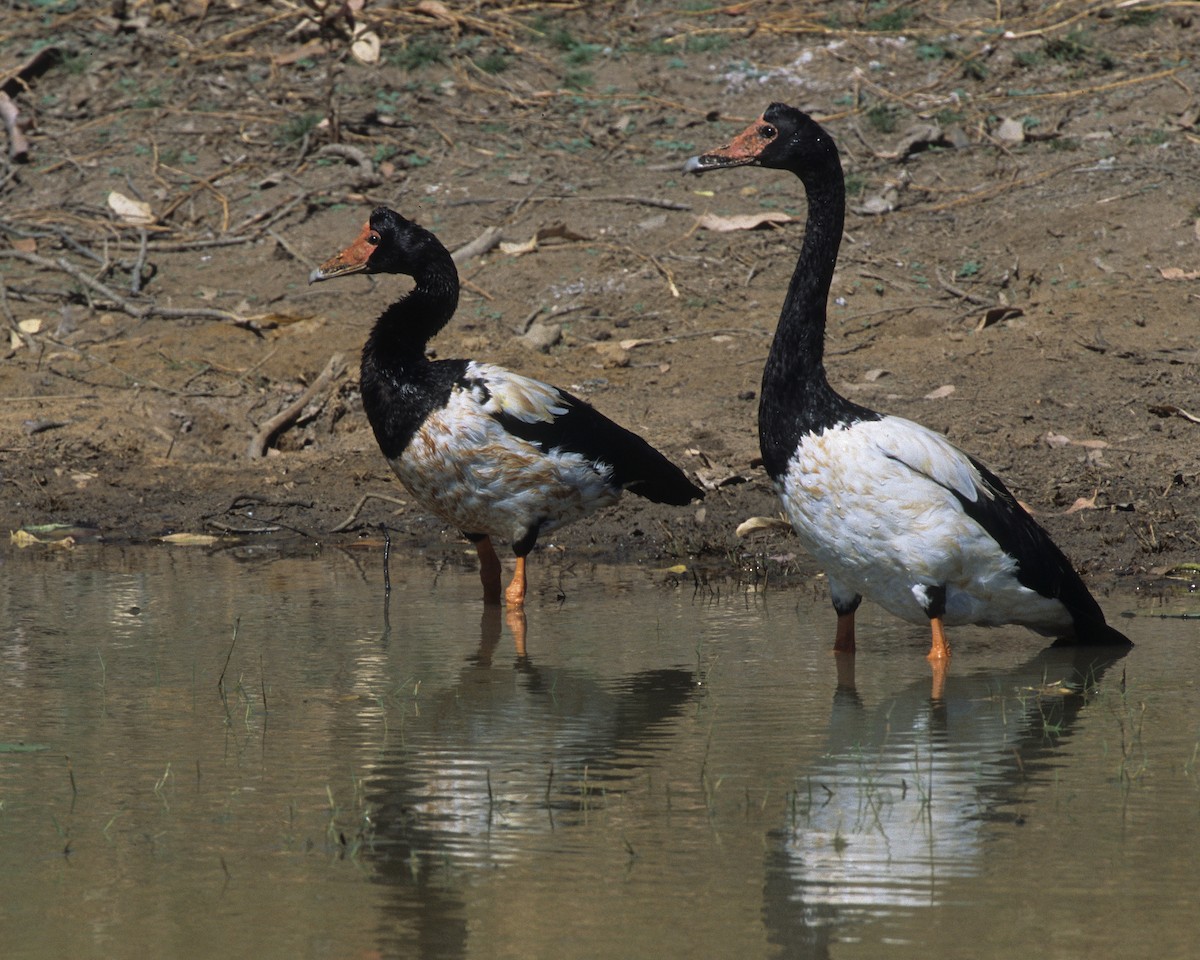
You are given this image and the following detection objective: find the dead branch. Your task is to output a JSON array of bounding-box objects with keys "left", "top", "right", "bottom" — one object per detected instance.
[
  {"left": 0, "top": 248, "right": 269, "bottom": 331},
  {"left": 247, "top": 352, "right": 346, "bottom": 460},
  {"left": 0, "top": 93, "right": 29, "bottom": 161},
  {"left": 330, "top": 492, "right": 409, "bottom": 533},
  {"left": 451, "top": 226, "right": 503, "bottom": 264}
]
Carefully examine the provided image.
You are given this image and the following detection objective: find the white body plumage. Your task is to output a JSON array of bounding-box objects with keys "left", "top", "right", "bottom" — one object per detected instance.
[
  {"left": 778, "top": 416, "right": 1073, "bottom": 634},
  {"left": 391, "top": 361, "right": 620, "bottom": 542}
]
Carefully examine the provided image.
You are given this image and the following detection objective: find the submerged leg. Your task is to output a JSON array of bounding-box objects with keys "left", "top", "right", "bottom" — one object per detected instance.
[
  {"left": 832, "top": 593, "right": 862, "bottom": 654},
  {"left": 465, "top": 533, "right": 502, "bottom": 607},
  {"left": 506, "top": 608, "right": 528, "bottom": 659}
]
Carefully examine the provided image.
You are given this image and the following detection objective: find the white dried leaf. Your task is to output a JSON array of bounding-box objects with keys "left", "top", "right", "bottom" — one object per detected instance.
[
  {"left": 1159, "top": 266, "right": 1200, "bottom": 280},
  {"left": 696, "top": 211, "right": 793, "bottom": 232},
  {"left": 107, "top": 190, "right": 155, "bottom": 225},
  {"left": 735, "top": 516, "right": 793, "bottom": 537},
  {"left": 351, "top": 26, "right": 381, "bottom": 65}
]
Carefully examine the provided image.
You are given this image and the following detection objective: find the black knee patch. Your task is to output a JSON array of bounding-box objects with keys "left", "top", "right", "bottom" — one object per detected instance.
[
  {"left": 919, "top": 584, "right": 947, "bottom": 619},
  {"left": 833, "top": 594, "right": 862, "bottom": 616}
]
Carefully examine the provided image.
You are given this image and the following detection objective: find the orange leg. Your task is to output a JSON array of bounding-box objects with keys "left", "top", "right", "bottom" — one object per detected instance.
[
  {"left": 834, "top": 611, "right": 856, "bottom": 653},
  {"left": 504, "top": 555, "right": 528, "bottom": 608},
  {"left": 926, "top": 615, "right": 951, "bottom": 663},
  {"left": 473, "top": 536, "right": 503, "bottom": 607}
]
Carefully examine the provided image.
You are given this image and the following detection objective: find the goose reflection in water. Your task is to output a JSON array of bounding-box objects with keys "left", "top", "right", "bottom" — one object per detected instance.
[
  {"left": 763, "top": 641, "right": 1130, "bottom": 957},
  {"left": 360, "top": 606, "right": 698, "bottom": 958}
]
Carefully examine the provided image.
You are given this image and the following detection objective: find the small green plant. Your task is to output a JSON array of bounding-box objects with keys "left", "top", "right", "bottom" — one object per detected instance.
[
  {"left": 276, "top": 113, "right": 322, "bottom": 146},
  {"left": 1015, "top": 49, "right": 1044, "bottom": 69},
  {"left": 962, "top": 59, "right": 987, "bottom": 81},
  {"left": 1121, "top": 7, "right": 1159, "bottom": 26},
  {"left": 563, "top": 69, "right": 593, "bottom": 91},
  {"left": 653, "top": 139, "right": 695, "bottom": 153},
  {"left": 916, "top": 43, "right": 949, "bottom": 62},
  {"left": 866, "top": 6, "right": 912, "bottom": 31},
  {"left": 687, "top": 34, "right": 730, "bottom": 54},
  {"left": 1045, "top": 31, "right": 1089, "bottom": 63},
  {"left": 957, "top": 260, "right": 981, "bottom": 279},
  {"left": 866, "top": 103, "right": 900, "bottom": 134},
  {"left": 547, "top": 136, "right": 593, "bottom": 154},
  {"left": 476, "top": 50, "right": 510, "bottom": 74},
  {"left": 390, "top": 37, "right": 446, "bottom": 71}
]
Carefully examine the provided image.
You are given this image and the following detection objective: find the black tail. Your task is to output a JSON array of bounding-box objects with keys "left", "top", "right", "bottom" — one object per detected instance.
[
  {"left": 499, "top": 388, "right": 704, "bottom": 505},
  {"left": 1056, "top": 615, "right": 1133, "bottom": 648}
]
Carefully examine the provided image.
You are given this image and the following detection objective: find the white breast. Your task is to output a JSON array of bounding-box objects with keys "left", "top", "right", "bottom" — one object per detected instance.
[
  {"left": 392, "top": 370, "right": 620, "bottom": 544},
  {"left": 779, "top": 417, "right": 1072, "bottom": 632}
]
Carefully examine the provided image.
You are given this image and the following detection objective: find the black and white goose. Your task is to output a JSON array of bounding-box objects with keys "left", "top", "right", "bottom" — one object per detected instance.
[
  {"left": 310, "top": 207, "right": 702, "bottom": 608},
  {"left": 685, "top": 103, "right": 1129, "bottom": 660}
]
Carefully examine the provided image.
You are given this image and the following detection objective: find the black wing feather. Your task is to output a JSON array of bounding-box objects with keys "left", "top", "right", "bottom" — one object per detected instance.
[
  {"left": 952, "top": 456, "right": 1129, "bottom": 645},
  {"left": 494, "top": 388, "right": 702, "bottom": 506}
]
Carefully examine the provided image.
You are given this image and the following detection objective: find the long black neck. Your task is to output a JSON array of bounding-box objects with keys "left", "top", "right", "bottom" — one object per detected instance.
[
  {"left": 359, "top": 242, "right": 461, "bottom": 460},
  {"left": 758, "top": 133, "right": 875, "bottom": 479},
  {"left": 363, "top": 246, "right": 459, "bottom": 372}
]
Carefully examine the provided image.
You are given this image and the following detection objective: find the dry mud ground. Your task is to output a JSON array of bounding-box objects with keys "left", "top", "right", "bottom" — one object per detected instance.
[{"left": 1, "top": 1, "right": 1197, "bottom": 605}]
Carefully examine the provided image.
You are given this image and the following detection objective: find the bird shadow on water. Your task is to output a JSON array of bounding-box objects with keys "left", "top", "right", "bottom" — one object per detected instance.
[
  {"left": 356, "top": 598, "right": 698, "bottom": 958},
  {"left": 761, "top": 640, "right": 1131, "bottom": 957}
]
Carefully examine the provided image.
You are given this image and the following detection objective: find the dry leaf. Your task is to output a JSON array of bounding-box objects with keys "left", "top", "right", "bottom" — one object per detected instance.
[
  {"left": 996, "top": 117, "right": 1025, "bottom": 143},
  {"left": 1159, "top": 266, "right": 1200, "bottom": 281},
  {"left": 1044, "top": 432, "right": 1109, "bottom": 449},
  {"left": 17, "top": 318, "right": 42, "bottom": 334},
  {"left": 350, "top": 25, "right": 381, "bottom": 65},
  {"left": 924, "top": 384, "right": 956, "bottom": 400},
  {"left": 500, "top": 236, "right": 539, "bottom": 256},
  {"left": 107, "top": 190, "right": 155, "bottom": 225},
  {"left": 416, "top": 0, "right": 453, "bottom": 18},
  {"left": 538, "top": 223, "right": 590, "bottom": 243},
  {"left": 735, "top": 516, "right": 793, "bottom": 537},
  {"left": 10, "top": 237, "right": 36, "bottom": 253},
  {"left": 1063, "top": 490, "right": 1100, "bottom": 514},
  {"left": 160, "top": 532, "right": 223, "bottom": 546},
  {"left": 10, "top": 530, "right": 42, "bottom": 547},
  {"left": 593, "top": 342, "right": 630, "bottom": 368},
  {"left": 696, "top": 211, "right": 793, "bottom": 232}
]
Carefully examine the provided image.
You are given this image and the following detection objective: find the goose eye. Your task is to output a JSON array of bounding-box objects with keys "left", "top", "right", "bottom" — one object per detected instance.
[
  {"left": 368, "top": 231, "right": 381, "bottom": 245},
  {"left": 760, "top": 124, "right": 777, "bottom": 138}
]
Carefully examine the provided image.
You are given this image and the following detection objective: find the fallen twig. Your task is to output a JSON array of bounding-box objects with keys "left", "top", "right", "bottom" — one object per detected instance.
[
  {"left": 0, "top": 92, "right": 29, "bottom": 161},
  {"left": 246, "top": 352, "right": 346, "bottom": 460},
  {"left": 330, "top": 492, "right": 409, "bottom": 533},
  {"left": 1149, "top": 403, "right": 1200, "bottom": 425},
  {"left": 451, "top": 226, "right": 503, "bottom": 264},
  {"left": 0, "top": 248, "right": 269, "bottom": 331}
]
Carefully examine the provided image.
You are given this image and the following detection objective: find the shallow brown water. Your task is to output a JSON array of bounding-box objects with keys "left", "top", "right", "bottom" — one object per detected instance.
[{"left": 0, "top": 544, "right": 1195, "bottom": 960}]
